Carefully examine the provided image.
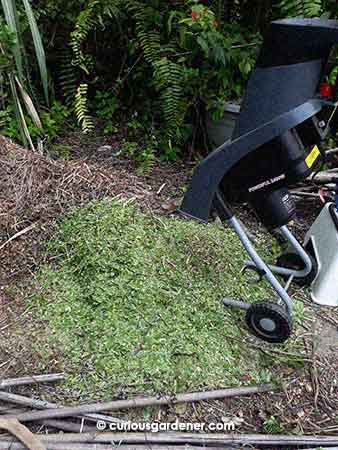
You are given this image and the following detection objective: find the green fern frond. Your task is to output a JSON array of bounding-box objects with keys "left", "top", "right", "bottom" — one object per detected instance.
[
  {"left": 125, "top": 1, "right": 186, "bottom": 140},
  {"left": 153, "top": 57, "right": 186, "bottom": 139},
  {"left": 75, "top": 83, "right": 94, "bottom": 133},
  {"left": 70, "top": 0, "right": 99, "bottom": 73},
  {"left": 125, "top": 1, "right": 161, "bottom": 64},
  {"left": 278, "top": 0, "right": 322, "bottom": 17},
  {"left": 136, "top": 147, "right": 156, "bottom": 174},
  {"left": 70, "top": 0, "right": 123, "bottom": 74},
  {"left": 58, "top": 48, "right": 78, "bottom": 106}
]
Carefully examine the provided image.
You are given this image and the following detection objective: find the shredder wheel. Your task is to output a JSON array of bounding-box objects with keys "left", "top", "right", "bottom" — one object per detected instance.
[{"left": 245, "top": 301, "right": 292, "bottom": 343}]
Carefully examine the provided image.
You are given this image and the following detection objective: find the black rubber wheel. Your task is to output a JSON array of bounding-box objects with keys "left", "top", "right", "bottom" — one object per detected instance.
[
  {"left": 276, "top": 252, "right": 318, "bottom": 287},
  {"left": 245, "top": 301, "right": 292, "bottom": 344}
]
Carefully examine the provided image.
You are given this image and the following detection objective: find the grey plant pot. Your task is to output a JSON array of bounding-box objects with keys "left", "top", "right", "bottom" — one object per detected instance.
[{"left": 206, "top": 103, "right": 241, "bottom": 148}]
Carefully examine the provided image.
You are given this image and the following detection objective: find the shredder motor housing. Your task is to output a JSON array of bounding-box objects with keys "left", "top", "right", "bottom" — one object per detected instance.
[{"left": 180, "top": 19, "right": 338, "bottom": 225}]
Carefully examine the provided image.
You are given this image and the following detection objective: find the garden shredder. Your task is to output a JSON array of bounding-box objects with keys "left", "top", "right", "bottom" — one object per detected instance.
[{"left": 180, "top": 18, "right": 338, "bottom": 343}]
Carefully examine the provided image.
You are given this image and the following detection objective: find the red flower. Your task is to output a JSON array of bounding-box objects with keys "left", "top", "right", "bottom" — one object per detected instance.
[
  {"left": 320, "top": 82, "right": 334, "bottom": 98},
  {"left": 191, "top": 11, "right": 200, "bottom": 20}
]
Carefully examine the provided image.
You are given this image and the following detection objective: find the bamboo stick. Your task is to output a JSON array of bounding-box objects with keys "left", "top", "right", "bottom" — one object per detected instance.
[
  {"left": 0, "top": 407, "right": 26, "bottom": 415},
  {"left": 42, "top": 420, "right": 97, "bottom": 434},
  {"left": 0, "top": 444, "right": 231, "bottom": 450},
  {"left": 15, "top": 432, "right": 338, "bottom": 447},
  {"left": 0, "top": 393, "right": 52, "bottom": 409},
  {"left": 0, "top": 392, "right": 123, "bottom": 424},
  {"left": 0, "top": 374, "right": 64, "bottom": 390},
  {"left": 8, "top": 385, "right": 274, "bottom": 423}
]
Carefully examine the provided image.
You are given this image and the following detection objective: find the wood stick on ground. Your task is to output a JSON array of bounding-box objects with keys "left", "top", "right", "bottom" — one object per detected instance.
[
  {"left": 0, "top": 392, "right": 123, "bottom": 424},
  {"left": 42, "top": 419, "right": 98, "bottom": 434},
  {"left": 0, "top": 374, "right": 64, "bottom": 390},
  {"left": 0, "top": 223, "right": 37, "bottom": 251},
  {"left": 0, "top": 408, "right": 26, "bottom": 416},
  {"left": 7, "top": 385, "right": 274, "bottom": 423},
  {"left": 0, "top": 418, "right": 46, "bottom": 450},
  {"left": 8, "top": 431, "right": 338, "bottom": 447},
  {"left": 0, "top": 444, "right": 236, "bottom": 450}
]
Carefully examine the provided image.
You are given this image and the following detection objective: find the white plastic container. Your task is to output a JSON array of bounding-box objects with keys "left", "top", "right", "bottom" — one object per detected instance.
[{"left": 304, "top": 203, "right": 338, "bottom": 306}]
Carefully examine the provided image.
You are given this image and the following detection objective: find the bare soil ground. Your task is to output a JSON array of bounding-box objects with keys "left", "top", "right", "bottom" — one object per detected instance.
[{"left": 1, "top": 134, "right": 338, "bottom": 439}]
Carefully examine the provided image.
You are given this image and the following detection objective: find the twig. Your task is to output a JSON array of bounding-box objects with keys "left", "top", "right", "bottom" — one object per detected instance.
[
  {"left": 231, "top": 42, "right": 260, "bottom": 49},
  {"left": 0, "top": 373, "right": 64, "bottom": 390},
  {"left": 42, "top": 420, "right": 97, "bottom": 434},
  {"left": 227, "top": 334, "right": 310, "bottom": 362},
  {"left": 0, "top": 445, "right": 111, "bottom": 450},
  {"left": 0, "top": 223, "right": 37, "bottom": 251},
  {"left": 156, "top": 183, "right": 166, "bottom": 195},
  {"left": 0, "top": 392, "right": 123, "bottom": 425},
  {"left": 7, "top": 385, "right": 275, "bottom": 423},
  {"left": 0, "top": 362, "right": 10, "bottom": 371},
  {"left": 0, "top": 407, "right": 26, "bottom": 416},
  {"left": 0, "top": 444, "right": 231, "bottom": 450},
  {"left": 2, "top": 432, "right": 338, "bottom": 447}
]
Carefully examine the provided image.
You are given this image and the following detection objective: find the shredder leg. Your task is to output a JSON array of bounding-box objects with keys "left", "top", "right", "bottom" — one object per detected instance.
[
  {"left": 222, "top": 298, "right": 251, "bottom": 311},
  {"left": 226, "top": 216, "right": 294, "bottom": 315},
  {"left": 245, "top": 225, "right": 313, "bottom": 279}
]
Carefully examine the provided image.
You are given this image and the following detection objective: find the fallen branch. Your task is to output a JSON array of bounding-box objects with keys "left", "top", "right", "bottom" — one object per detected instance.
[
  {"left": 0, "top": 373, "right": 64, "bottom": 390},
  {"left": 0, "top": 223, "right": 37, "bottom": 251},
  {"left": 0, "top": 407, "right": 26, "bottom": 416},
  {"left": 0, "top": 392, "right": 52, "bottom": 409},
  {"left": 0, "top": 392, "right": 123, "bottom": 424},
  {"left": 7, "top": 385, "right": 275, "bottom": 423},
  {"left": 42, "top": 419, "right": 97, "bottom": 434},
  {"left": 0, "top": 444, "right": 229, "bottom": 450},
  {"left": 16, "top": 432, "right": 338, "bottom": 447},
  {"left": 0, "top": 418, "right": 46, "bottom": 450}
]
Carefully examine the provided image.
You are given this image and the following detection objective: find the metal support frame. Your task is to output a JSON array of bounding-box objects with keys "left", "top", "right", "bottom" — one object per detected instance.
[
  {"left": 244, "top": 225, "right": 313, "bottom": 278},
  {"left": 222, "top": 298, "right": 251, "bottom": 311},
  {"left": 223, "top": 217, "right": 294, "bottom": 315}
]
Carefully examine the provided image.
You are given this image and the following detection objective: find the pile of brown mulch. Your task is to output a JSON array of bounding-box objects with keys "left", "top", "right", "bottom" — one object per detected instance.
[{"left": 0, "top": 136, "right": 190, "bottom": 289}]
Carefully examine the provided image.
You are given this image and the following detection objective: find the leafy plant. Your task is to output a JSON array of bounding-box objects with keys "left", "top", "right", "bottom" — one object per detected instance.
[
  {"left": 75, "top": 83, "right": 94, "bottom": 133},
  {"left": 263, "top": 416, "right": 284, "bottom": 434},
  {"left": 278, "top": 0, "right": 323, "bottom": 17},
  {"left": 94, "top": 90, "right": 119, "bottom": 134},
  {"left": 3, "top": 0, "right": 335, "bottom": 155},
  {"left": 67, "top": 0, "right": 122, "bottom": 132},
  {"left": 122, "top": 139, "right": 156, "bottom": 174},
  {"left": 0, "top": 0, "right": 48, "bottom": 150},
  {"left": 1, "top": 100, "right": 71, "bottom": 143}
]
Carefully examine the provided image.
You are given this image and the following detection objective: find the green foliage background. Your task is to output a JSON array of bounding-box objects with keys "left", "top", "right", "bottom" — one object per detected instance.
[{"left": 1, "top": 0, "right": 338, "bottom": 156}]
